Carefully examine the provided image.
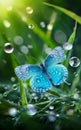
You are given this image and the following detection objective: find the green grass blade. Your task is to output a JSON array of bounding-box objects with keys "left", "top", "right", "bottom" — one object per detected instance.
[
  {"left": 43, "top": 2, "right": 81, "bottom": 24},
  {"left": 68, "top": 22, "right": 77, "bottom": 44}
]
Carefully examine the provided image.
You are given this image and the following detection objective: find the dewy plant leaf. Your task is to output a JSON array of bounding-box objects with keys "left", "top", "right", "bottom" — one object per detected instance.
[{"left": 43, "top": 2, "right": 81, "bottom": 24}]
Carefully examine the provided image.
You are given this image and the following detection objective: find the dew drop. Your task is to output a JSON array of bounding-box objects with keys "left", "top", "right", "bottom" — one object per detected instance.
[
  {"left": 14, "top": 35, "right": 24, "bottom": 45},
  {"left": 44, "top": 44, "right": 52, "bottom": 54},
  {"left": 27, "top": 104, "right": 37, "bottom": 116},
  {"left": 11, "top": 77, "right": 16, "bottom": 82},
  {"left": 48, "top": 111, "right": 56, "bottom": 122},
  {"left": 28, "top": 24, "right": 34, "bottom": 29},
  {"left": 31, "top": 92, "right": 36, "bottom": 97},
  {"left": 3, "top": 92, "right": 7, "bottom": 97},
  {"left": 69, "top": 57, "right": 80, "bottom": 67},
  {"left": 54, "top": 30, "right": 67, "bottom": 44},
  {"left": 47, "top": 24, "right": 52, "bottom": 30},
  {"left": 26, "top": 7, "right": 33, "bottom": 14},
  {"left": 73, "top": 93, "right": 79, "bottom": 99},
  {"left": 13, "top": 84, "right": 17, "bottom": 90},
  {"left": 3, "top": 20, "right": 11, "bottom": 28},
  {"left": 8, "top": 108, "right": 17, "bottom": 117},
  {"left": 4, "top": 43, "right": 14, "bottom": 54},
  {"left": 49, "top": 105, "right": 54, "bottom": 110},
  {"left": 20, "top": 45, "right": 29, "bottom": 54},
  {"left": 56, "top": 114, "right": 60, "bottom": 117},
  {"left": 63, "top": 42, "right": 73, "bottom": 50},
  {"left": 40, "top": 21, "right": 46, "bottom": 28},
  {"left": 34, "top": 96, "right": 38, "bottom": 102}
]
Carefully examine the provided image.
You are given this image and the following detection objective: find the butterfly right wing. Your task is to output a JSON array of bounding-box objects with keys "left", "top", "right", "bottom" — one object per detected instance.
[
  {"left": 15, "top": 64, "right": 41, "bottom": 80},
  {"left": 45, "top": 46, "right": 66, "bottom": 68}
]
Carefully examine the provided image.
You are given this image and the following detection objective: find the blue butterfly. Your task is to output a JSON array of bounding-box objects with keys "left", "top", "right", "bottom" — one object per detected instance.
[{"left": 15, "top": 46, "right": 68, "bottom": 93}]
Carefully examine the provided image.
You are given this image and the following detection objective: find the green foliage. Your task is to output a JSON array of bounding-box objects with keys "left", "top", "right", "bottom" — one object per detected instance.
[{"left": 0, "top": 1, "right": 81, "bottom": 130}]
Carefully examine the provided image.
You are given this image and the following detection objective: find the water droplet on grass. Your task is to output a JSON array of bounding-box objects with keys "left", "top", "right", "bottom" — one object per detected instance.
[
  {"left": 63, "top": 42, "right": 73, "bottom": 50},
  {"left": 13, "top": 84, "right": 17, "bottom": 90},
  {"left": 20, "top": 45, "right": 29, "bottom": 54},
  {"left": 8, "top": 108, "right": 17, "bottom": 117},
  {"left": 48, "top": 111, "right": 56, "bottom": 122},
  {"left": 3, "top": 92, "right": 7, "bottom": 97},
  {"left": 69, "top": 57, "right": 80, "bottom": 67},
  {"left": 40, "top": 21, "right": 46, "bottom": 28},
  {"left": 26, "top": 7, "right": 33, "bottom": 14},
  {"left": 4, "top": 43, "right": 14, "bottom": 54},
  {"left": 47, "top": 24, "right": 52, "bottom": 30},
  {"left": 3, "top": 20, "right": 11, "bottom": 28},
  {"left": 54, "top": 30, "right": 67, "bottom": 44},
  {"left": 28, "top": 24, "right": 34, "bottom": 29},
  {"left": 49, "top": 105, "right": 54, "bottom": 110},
  {"left": 14, "top": 36, "right": 24, "bottom": 45},
  {"left": 73, "top": 93, "right": 79, "bottom": 99},
  {"left": 27, "top": 104, "right": 37, "bottom": 116},
  {"left": 11, "top": 77, "right": 16, "bottom": 82}
]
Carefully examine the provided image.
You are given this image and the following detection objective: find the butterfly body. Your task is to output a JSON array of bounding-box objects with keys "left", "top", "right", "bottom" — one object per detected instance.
[{"left": 15, "top": 47, "right": 68, "bottom": 93}]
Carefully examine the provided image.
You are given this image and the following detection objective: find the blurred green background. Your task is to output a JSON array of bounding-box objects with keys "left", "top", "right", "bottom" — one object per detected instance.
[{"left": 0, "top": 0, "right": 81, "bottom": 130}]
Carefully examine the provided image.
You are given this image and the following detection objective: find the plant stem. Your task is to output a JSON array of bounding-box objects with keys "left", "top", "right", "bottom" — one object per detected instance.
[{"left": 20, "top": 81, "right": 27, "bottom": 107}]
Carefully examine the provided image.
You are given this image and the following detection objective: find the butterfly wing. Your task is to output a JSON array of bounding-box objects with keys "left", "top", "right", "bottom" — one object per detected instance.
[
  {"left": 15, "top": 64, "right": 51, "bottom": 93},
  {"left": 30, "top": 72, "right": 52, "bottom": 93},
  {"left": 47, "top": 64, "right": 68, "bottom": 85},
  {"left": 15, "top": 64, "right": 41, "bottom": 80},
  {"left": 45, "top": 46, "right": 66, "bottom": 67}
]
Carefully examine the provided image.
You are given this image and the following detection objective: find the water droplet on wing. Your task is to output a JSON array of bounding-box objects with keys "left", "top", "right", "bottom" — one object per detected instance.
[
  {"left": 4, "top": 43, "right": 14, "bottom": 54},
  {"left": 69, "top": 57, "right": 80, "bottom": 67}
]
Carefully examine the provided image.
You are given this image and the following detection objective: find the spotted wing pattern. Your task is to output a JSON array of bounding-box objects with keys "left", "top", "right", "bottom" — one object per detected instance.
[{"left": 47, "top": 64, "right": 68, "bottom": 85}]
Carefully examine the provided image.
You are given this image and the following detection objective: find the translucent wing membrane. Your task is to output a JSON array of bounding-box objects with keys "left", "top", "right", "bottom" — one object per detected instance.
[
  {"left": 45, "top": 46, "right": 66, "bottom": 67},
  {"left": 30, "top": 72, "right": 51, "bottom": 93},
  {"left": 15, "top": 64, "right": 41, "bottom": 80},
  {"left": 47, "top": 64, "right": 68, "bottom": 85}
]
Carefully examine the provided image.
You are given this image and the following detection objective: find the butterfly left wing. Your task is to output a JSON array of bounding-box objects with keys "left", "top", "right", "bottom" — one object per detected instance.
[
  {"left": 15, "top": 64, "right": 52, "bottom": 93},
  {"left": 15, "top": 64, "right": 41, "bottom": 80},
  {"left": 46, "top": 64, "right": 68, "bottom": 85}
]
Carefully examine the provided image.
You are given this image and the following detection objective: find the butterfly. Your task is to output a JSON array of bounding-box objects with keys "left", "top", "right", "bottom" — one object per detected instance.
[{"left": 15, "top": 46, "right": 68, "bottom": 93}]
